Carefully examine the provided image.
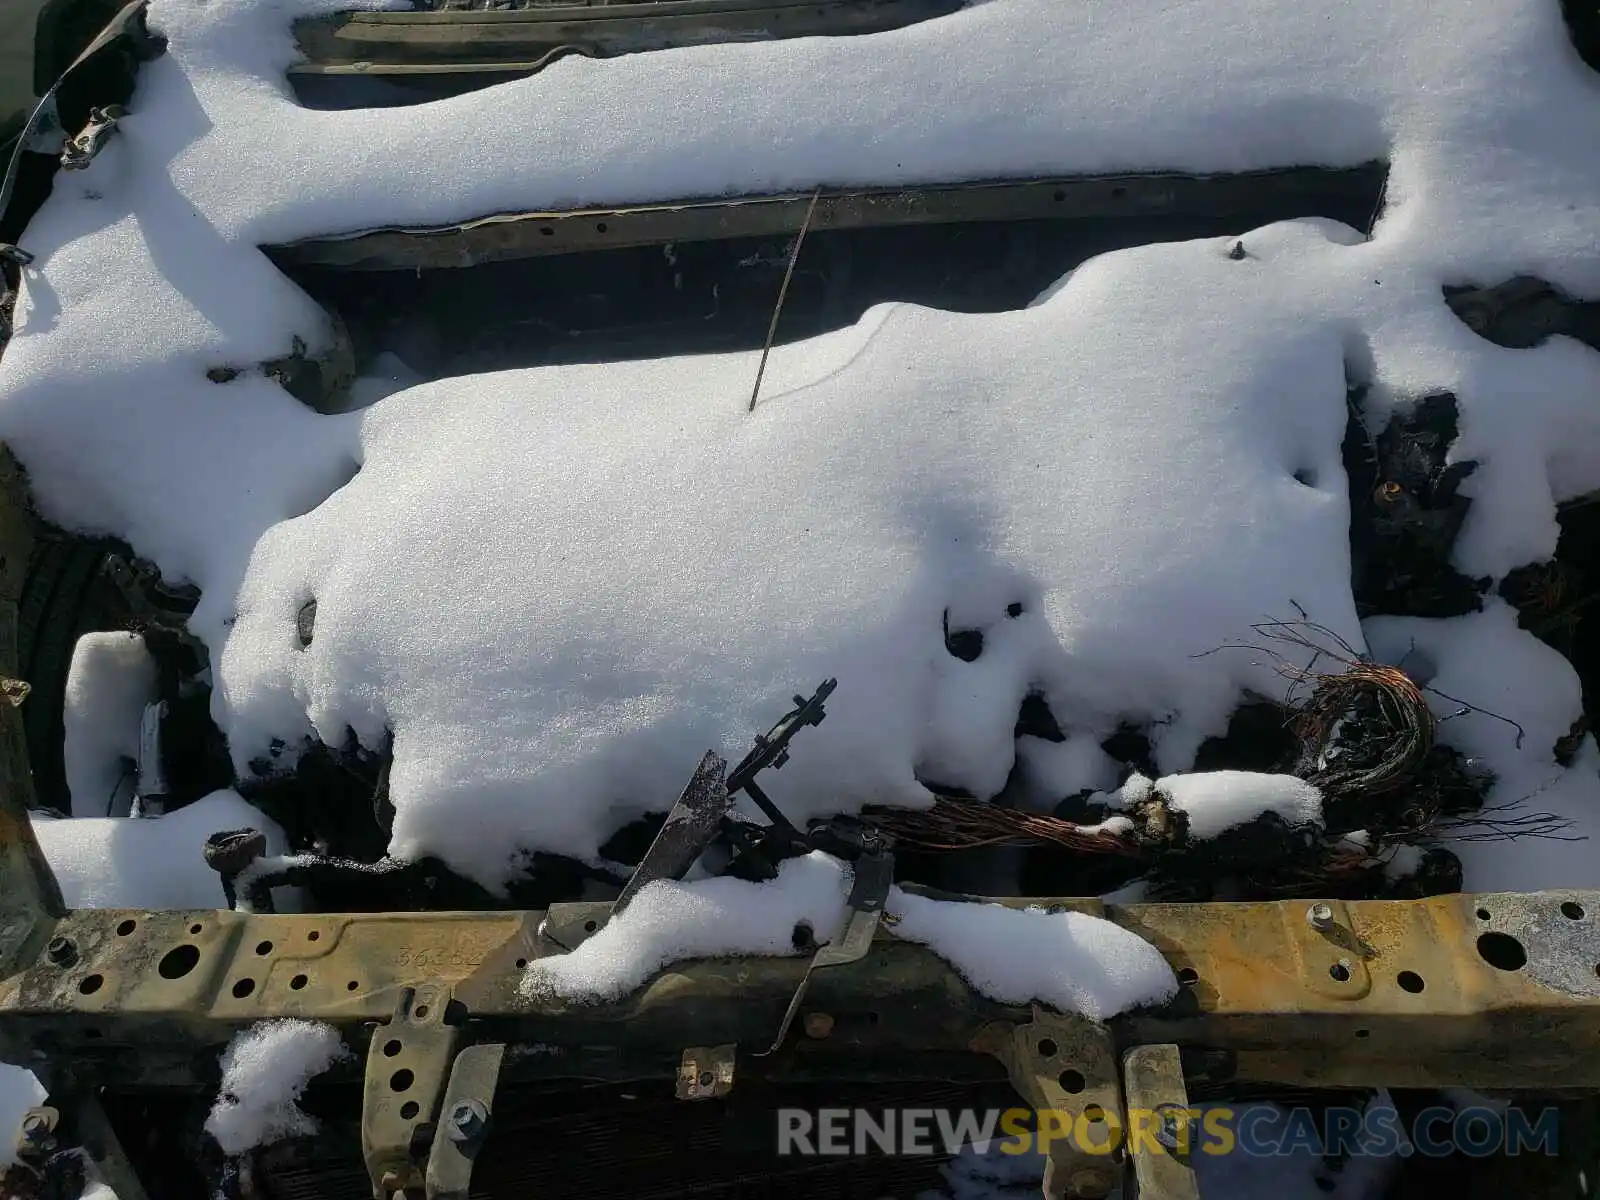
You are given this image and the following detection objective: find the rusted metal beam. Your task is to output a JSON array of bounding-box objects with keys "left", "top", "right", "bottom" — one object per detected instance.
[
  {"left": 262, "top": 164, "right": 1388, "bottom": 271},
  {"left": 290, "top": 0, "right": 965, "bottom": 76},
  {"left": 2, "top": 889, "right": 1597, "bottom": 1094}
]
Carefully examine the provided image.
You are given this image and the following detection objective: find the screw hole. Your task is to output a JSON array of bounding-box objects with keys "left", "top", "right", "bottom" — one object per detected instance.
[
  {"left": 346, "top": 980, "right": 359, "bottom": 991},
  {"left": 515, "top": 958, "right": 527, "bottom": 969},
  {"left": 1037, "top": 1038, "right": 1058, "bottom": 1058},
  {"left": 115, "top": 920, "right": 136, "bottom": 936},
  {"left": 1477, "top": 931, "right": 1527, "bottom": 971},
  {"left": 158, "top": 945, "right": 201, "bottom": 980},
  {"left": 1355, "top": 1028, "right": 1370, "bottom": 1039},
  {"left": 232, "top": 978, "right": 256, "bottom": 999},
  {"left": 595, "top": 222, "right": 608, "bottom": 234},
  {"left": 1329, "top": 963, "right": 1351, "bottom": 982},
  {"left": 255, "top": 941, "right": 273, "bottom": 956},
  {"left": 1562, "top": 901, "right": 1585, "bottom": 920},
  {"left": 1476, "top": 908, "right": 1491, "bottom": 921},
  {"left": 383, "top": 1039, "right": 402, "bottom": 1057},
  {"left": 414, "top": 1004, "right": 430, "bottom": 1019},
  {"left": 290, "top": 974, "right": 307, "bottom": 991},
  {"left": 1084, "top": 1105, "right": 1106, "bottom": 1124},
  {"left": 539, "top": 226, "right": 554, "bottom": 236},
  {"left": 584, "top": 920, "right": 598, "bottom": 933},
  {"left": 189, "top": 924, "right": 203, "bottom": 935},
  {"left": 400, "top": 1101, "right": 419, "bottom": 1120},
  {"left": 1176, "top": 967, "right": 1199, "bottom": 986},
  {"left": 1058, "top": 1069, "right": 1085, "bottom": 1094},
  {"left": 307, "top": 931, "right": 320, "bottom": 942},
  {"left": 1397, "top": 971, "right": 1425, "bottom": 993},
  {"left": 390, "top": 1069, "right": 414, "bottom": 1093},
  {"left": 78, "top": 974, "right": 104, "bottom": 995}
]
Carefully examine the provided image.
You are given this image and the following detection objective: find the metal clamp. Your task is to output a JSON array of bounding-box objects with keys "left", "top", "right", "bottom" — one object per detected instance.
[
  {"left": 676, "top": 1043, "right": 736, "bottom": 1101},
  {"left": 362, "top": 985, "right": 461, "bottom": 1198},
  {"left": 1121, "top": 1044, "right": 1200, "bottom": 1200},
  {"left": 980, "top": 1010, "right": 1126, "bottom": 1200},
  {"left": 424, "top": 1041, "right": 506, "bottom": 1200}
]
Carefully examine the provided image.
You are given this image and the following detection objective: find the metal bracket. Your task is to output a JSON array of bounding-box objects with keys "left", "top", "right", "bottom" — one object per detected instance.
[
  {"left": 61, "top": 106, "right": 126, "bottom": 172},
  {"left": 361, "top": 985, "right": 461, "bottom": 1199},
  {"left": 423, "top": 1041, "right": 505, "bottom": 1200},
  {"left": 1121, "top": 1044, "right": 1200, "bottom": 1200},
  {"left": 757, "top": 845, "right": 892, "bottom": 1056},
  {"left": 676, "top": 1043, "right": 736, "bottom": 1101},
  {"left": 981, "top": 1010, "right": 1126, "bottom": 1200},
  {"left": 610, "top": 750, "right": 730, "bottom": 920}
]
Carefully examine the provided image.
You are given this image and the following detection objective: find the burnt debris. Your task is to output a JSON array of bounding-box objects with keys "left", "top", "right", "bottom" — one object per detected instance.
[{"left": 1345, "top": 388, "right": 1488, "bottom": 619}]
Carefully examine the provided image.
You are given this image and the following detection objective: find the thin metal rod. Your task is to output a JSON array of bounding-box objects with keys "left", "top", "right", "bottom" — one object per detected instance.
[{"left": 748, "top": 186, "right": 822, "bottom": 413}]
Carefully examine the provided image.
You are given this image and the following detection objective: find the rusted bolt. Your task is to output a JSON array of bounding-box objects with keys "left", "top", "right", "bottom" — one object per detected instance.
[
  {"left": 203, "top": 828, "right": 268, "bottom": 875},
  {"left": 697, "top": 1071, "right": 713, "bottom": 1087},
  {"left": 1154, "top": 1104, "right": 1190, "bottom": 1154},
  {"left": 1227, "top": 240, "right": 1246, "bottom": 260},
  {"left": 447, "top": 1099, "right": 488, "bottom": 1144},
  {"left": 1307, "top": 903, "right": 1335, "bottom": 932},
  {"left": 45, "top": 936, "right": 77, "bottom": 968},
  {"left": 803, "top": 1012, "right": 835, "bottom": 1039}
]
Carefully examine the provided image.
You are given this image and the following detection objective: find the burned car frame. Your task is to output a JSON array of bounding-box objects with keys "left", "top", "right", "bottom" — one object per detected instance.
[{"left": 3, "top": 4, "right": 1600, "bottom": 1200}]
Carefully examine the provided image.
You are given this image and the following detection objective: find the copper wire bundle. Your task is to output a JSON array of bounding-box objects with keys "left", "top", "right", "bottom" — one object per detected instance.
[
  {"left": 865, "top": 796, "right": 1144, "bottom": 857},
  {"left": 1295, "top": 661, "right": 1434, "bottom": 800}
]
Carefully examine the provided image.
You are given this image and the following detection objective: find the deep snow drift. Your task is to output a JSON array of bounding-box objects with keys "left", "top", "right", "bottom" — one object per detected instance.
[{"left": 0, "top": 0, "right": 1595, "bottom": 892}]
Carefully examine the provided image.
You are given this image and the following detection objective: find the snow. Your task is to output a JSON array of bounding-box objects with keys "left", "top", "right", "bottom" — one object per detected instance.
[
  {"left": 204, "top": 1019, "right": 347, "bottom": 1155},
  {"left": 0, "top": 0, "right": 1593, "bottom": 907},
  {"left": 1157, "top": 771, "right": 1325, "bottom": 840},
  {"left": 63, "top": 632, "right": 156, "bottom": 818},
  {"left": 887, "top": 887, "right": 1178, "bottom": 1020},
  {"left": 31, "top": 789, "right": 296, "bottom": 909},
  {"left": 524, "top": 851, "right": 1177, "bottom": 1020}
]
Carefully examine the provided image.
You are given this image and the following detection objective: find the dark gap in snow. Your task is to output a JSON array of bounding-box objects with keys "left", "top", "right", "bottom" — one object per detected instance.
[
  {"left": 1345, "top": 390, "right": 1489, "bottom": 619},
  {"left": 278, "top": 186, "right": 1387, "bottom": 384},
  {"left": 1191, "top": 698, "right": 1298, "bottom": 773},
  {"left": 295, "top": 598, "right": 316, "bottom": 649},
  {"left": 1563, "top": 0, "right": 1600, "bottom": 72},
  {"left": 1099, "top": 723, "right": 1157, "bottom": 778},
  {"left": 1014, "top": 692, "right": 1064, "bottom": 742},
  {"left": 941, "top": 607, "right": 983, "bottom": 662},
  {"left": 1502, "top": 492, "right": 1600, "bottom": 759},
  {"left": 1444, "top": 276, "right": 1600, "bottom": 351}
]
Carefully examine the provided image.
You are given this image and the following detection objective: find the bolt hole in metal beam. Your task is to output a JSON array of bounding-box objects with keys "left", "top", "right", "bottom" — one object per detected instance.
[
  {"left": 265, "top": 165, "right": 1388, "bottom": 388},
  {"left": 232, "top": 978, "right": 256, "bottom": 998},
  {"left": 158, "top": 944, "right": 200, "bottom": 979},
  {"left": 1563, "top": 901, "right": 1586, "bottom": 920},
  {"left": 115, "top": 919, "right": 136, "bottom": 936},
  {"left": 78, "top": 973, "right": 103, "bottom": 995},
  {"left": 1329, "top": 962, "right": 1351, "bottom": 982},
  {"left": 391, "top": 1068, "right": 415, "bottom": 1093},
  {"left": 1058, "top": 1069, "right": 1085, "bottom": 1094},
  {"left": 1477, "top": 931, "right": 1528, "bottom": 971},
  {"left": 1397, "top": 970, "right": 1425, "bottom": 993},
  {"left": 290, "top": 973, "right": 308, "bottom": 990}
]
